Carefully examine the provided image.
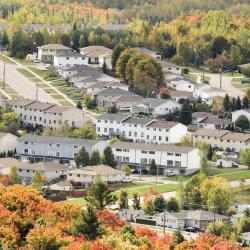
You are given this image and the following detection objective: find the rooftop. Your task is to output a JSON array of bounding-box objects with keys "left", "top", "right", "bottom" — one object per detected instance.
[
  {"left": 193, "top": 128, "right": 229, "bottom": 138},
  {"left": 123, "top": 117, "right": 152, "bottom": 125},
  {"left": 192, "top": 112, "right": 215, "bottom": 118},
  {"left": 39, "top": 44, "right": 71, "bottom": 50},
  {"left": 137, "top": 98, "right": 174, "bottom": 108},
  {"left": 146, "top": 120, "right": 179, "bottom": 129},
  {"left": 168, "top": 90, "right": 193, "bottom": 98},
  {"left": 97, "top": 113, "right": 129, "bottom": 122},
  {"left": 55, "top": 51, "right": 83, "bottom": 57},
  {"left": 68, "top": 164, "right": 124, "bottom": 176},
  {"left": 94, "top": 87, "right": 134, "bottom": 96},
  {"left": 8, "top": 99, "right": 35, "bottom": 107},
  {"left": 111, "top": 141, "right": 195, "bottom": 154},
  {"left": 116, "top": 95, "right": 143, "bottom": 103},
  {"left": 199, "top": 116, "right": 232, "bottom": 126},
  {"left": 222, "top": 132, "right": 250, "bottom": 142},
  {"left": 80, "top": 46, "right": 112, "bottom": 57}
]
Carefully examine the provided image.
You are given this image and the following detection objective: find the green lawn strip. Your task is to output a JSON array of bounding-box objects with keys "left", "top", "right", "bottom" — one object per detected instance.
[
  {"left": 14, "top": 58, "right": 35, "bottom": 66},
  {"left": 16, "top": 68, "right": 35, "bottom": 78},
  {"left": 28, "top": 67, "right": 49, "bottom": 78},
  {"left": 214, "top": 170, "right": 250, "bottom": 181},
  {"left": 50, "top": 81, "right": 67, "bottom": 87},
  {"left": 58, "top": 100, "right": 74, "bottom": 106},
  {"left": 0, "top": 54, "right": 17, "bottom": 65},
  {"left": 51, "top": 94, "right": 66, "bottom": 99}
]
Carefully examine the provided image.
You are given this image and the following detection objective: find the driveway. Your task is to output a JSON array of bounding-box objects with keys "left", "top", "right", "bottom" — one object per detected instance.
[
  {"left": 0, "top": 60, "right": 58, "bottom": 103},
  {"left": 192, "top": 72, "right": 244, "bottom": 98}
]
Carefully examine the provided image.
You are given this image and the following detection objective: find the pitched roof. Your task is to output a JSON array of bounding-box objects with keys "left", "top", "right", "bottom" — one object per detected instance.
[
  {"left": 111, "top": 141, "right": 195, "bottom": 154},
  {"left": 193, "top": 128, "right": 229, "bottom": 137},
  {"left": 24, "top": 101, "right": 55, "bottom": 111},
  {"left": 192, "top": 112, "right": 215, "bottom": 118},
  {"left": 39, "top": 44, "right": 71, "bottom": 50},
  {"left": 137, "top": 98, "right": 175, "bottom": 108},
  {"left": 0, "top": 132, "right": 17, "bottom": 139},
  {"left": 97, "top": 113, "right": 129, "bottom": 122},
  {"left": 116, "top": 95, "right": 143, "bottom": 103},
  {"left": 222, "top": 132, "right": 250, "bottom": 142},
  {"left": 68, "top": 164, "right": 124, "bottom": 176},
  {"left": 123, "top": 117, "right": 152, "bottom": 125},
  {"left": 168, "top": 90, "right": 193, "bottom": 98},
  {"left": 80, "top": 46, "right": 112, "bottom": 57},
  {"left": 0, "top": 158, "right": 28, "bottom": 168},
  {"left": 8, "top": 99, "right": 35, "bottom": 107},
  {"left": 146, "top": 120, "right": 179, "bottom": 129},
  {"left": 18, "top": 135, "right": 101, "bottom": 146},
  {"left": 199, "top": 116, "right": 232, "bottom": 126},
  {"left": 242, "top": 232, "right": 250, "bottom": 241},
  {"left": 94, "top": 87, "right": 134, "bottom": 96},
  {"left": 186, "top": 210, "right": 228, "bottom": 221},
  {"left": 55, "top": 51, "right": 83, "bottom": 57},
  {"left": 31, "top": 162, "right": 69, "bottom": 171}
]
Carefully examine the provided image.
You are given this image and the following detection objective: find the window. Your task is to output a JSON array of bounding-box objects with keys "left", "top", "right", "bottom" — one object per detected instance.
[
  {"left": 116, "top": 148, "right": 122, "bottom": 152},
  {"left": 123, "top": 148, "right": 129, "bottom": 152},
  {"left": 167, "top": 160, "right": 173, "bottom": 166},
  {"left": 104, "top": 128, "right": 107, "bottom": 132},
  {"left": 48, "top": 143, "right": 53, "bottom": 147},
  {"left": 97, "top": 127, "right": 100, "bottom": 132},
  {"left": 116, "top": 156, "right": 122, "bottom": 161},
  {"left": 141, "top": 150, "right": 147, "bottom": 154},
  {"left": 24, "top": 141, "right": 28, "bottom": 145},
  {"left": 56, "top": 152, "right": 60, "bottom": 157},
  {"left": 153, "top": 136, "right": 156, "bottom": 140},
  {"left": 27, "top": 170, "right": 30, "bottom": 173},
  {"left": 175, "top": 153, "right": 181, "bottom": 157},
  {"left": 24, "top": 149, "right": 28, "bottom": 154},
  {"left": 167, "top": 152, "right": 173, "bottom": 156},
  {"left": 123, "top": 157, "right": 129, "bottom": 162},
  {"left": 166, "top": 137, "right": 168, "bottom": 141},
  {"left": 31, "top": 149, "right": 35, "bottom": 154},
  {"left": 19, "top": 169, "right": 22, "bottom": 172},
  {"left": 159, "top": 136, "right": 162, "bottom": 141},
  {"left": 129, "top": 131, "right": 132, "bottom": 136},
  {"left": 134, "top": 132, "right": 137, "bottom": 136},
  {"left": 175, "top": 161, "right": 181, "bottom": 166},
  {"left": 141, "top": 132, "right": 144, "bottom": 138},
  {"left": 77, "top": 174, "right": 80, "bottom": 177},
  {"left": 149, "top": 151, "right": 155, "bottom": 154},
  {"left": 56, "top": 144, "right": 60, "bottom": 147},
  {"left": 141, "top": 158, "right": 147, "bottom": 164}
]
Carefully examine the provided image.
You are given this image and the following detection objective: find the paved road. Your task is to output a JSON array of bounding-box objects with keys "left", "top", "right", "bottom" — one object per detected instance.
[
  {"left": 193, "top": 72, "right": 244, "bottom": 98},
  {"left": 0, "top": 60, "right": 58, "bottom": 103}
]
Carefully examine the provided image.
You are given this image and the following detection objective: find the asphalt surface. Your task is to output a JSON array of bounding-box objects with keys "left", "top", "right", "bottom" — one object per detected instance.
[{"left": 0, "top": 60, "right": 58, "bottom": 103}]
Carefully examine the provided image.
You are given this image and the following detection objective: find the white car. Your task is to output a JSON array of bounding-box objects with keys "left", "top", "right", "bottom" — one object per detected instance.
[
  {"left": 122, "top": 177, "right": 133, "bottom": 183},
  {"left": 33, "top": 58, "right": 40, "bottom": 63},
  {"left": 45, "top": 64, "right": 51, "bottom": 69},
  {"left": 165, "top": 171, "right": 175, "bottom": 176}
]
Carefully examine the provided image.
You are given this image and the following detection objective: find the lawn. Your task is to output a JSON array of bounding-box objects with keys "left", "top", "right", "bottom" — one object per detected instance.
[
  {"left": 50, "top": 81, "right": 67, "bottom": 87},
  {"left": 232, "top": 184, "right": 250, "bottom": 204},
  {"left": 16, "top": 68, "right": 35, "bottom": 78},
  {"left": 14, "top": 58, "right": 35, "bottom": 66},
  {"left": 0, "top": 54, "right": 16, "bottom": 65},
  {"left": 65, "top": 182, "right": 177, "bottom": 206}
]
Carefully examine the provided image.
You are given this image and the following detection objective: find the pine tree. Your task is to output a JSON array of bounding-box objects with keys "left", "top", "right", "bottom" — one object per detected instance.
[
  {"left": 179, "top": 100, "right": 192, "bottom": 125},
  {"left": 89, "top": 150, "right": 101, "bottom": 165},
  {"left": 166, "top": 197, "right": 180, "bottom": 212},
  {"left": 76, "top": 100, "right": 82, "bottom": 110},
  {"left": 9, "top": 166, "right": 21, "bottom": 184},
  {"left": 101, "top": 146, "right": 116, "bottom": 168},
  {"left": 102, "top": 61, "right": 108, "bottom": 74},
  {"left": 10, "top": 31, "right": 23, "bottom": 58},
  {"left": 236, "top": 96, "right": 242, "bottom": 110},
  {"left": 74, "top": 147, "right": 89, "bottom": 167},
  {"left": 73, "top": 205, "right": 104, "bottom": 240},
  {"left": 149, "top": 159, "right": 157, "bottom": 175},
  {"left": 153, "top": 195, "right": 166, "bottom": 213},
  {"left": 32, "top": 170, "right": 44, "bottom": 190},
  {"left": 223, "top": 94, "right": 231, "bottom": 112},
  {"left": 119, "top": 190, "right": 128, "bottom": 209},
  {"left": 132, "top": 192, "right": 141, "bottom": 210},
  {"left": 85, "top": 175, "right": 117, "bottom": 210},
  {"left": 111, "top": 43, "right": 125, "bottom": 69},
  {"left": 242, "top": 96, "right": 249, "bottom": 109}
]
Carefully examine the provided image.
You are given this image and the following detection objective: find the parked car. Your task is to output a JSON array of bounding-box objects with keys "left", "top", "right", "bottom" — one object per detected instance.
[
  {"left": 165, "top": 171, "right": 175, "bottom": 176},
  {"left": 45, "top": 64, "right": 51, "bottom": 69},
  {"left": 33, "top": 58, "right": 40, "bottom": 63},
  {"left": 122, "top": 177, "right": 133, "bottom": 183}
]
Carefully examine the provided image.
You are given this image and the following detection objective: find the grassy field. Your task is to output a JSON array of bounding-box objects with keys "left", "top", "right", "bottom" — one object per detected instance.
[
  {"left": 232, "top": 184, "right": 250, "bottom": 204},
  {"left": 16, "top": 68, "right": 35, "bottom": 78},
  {"left": 66, "top": 181, "right": 177, "bottom": 206}
]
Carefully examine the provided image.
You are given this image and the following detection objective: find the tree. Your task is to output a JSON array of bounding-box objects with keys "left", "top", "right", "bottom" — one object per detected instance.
[
  {"left": 242, "top": 96, "right": 249, "bottom": 109},
  {"left": 102, "top": 61, "right": 108, "bottom": 74},
  {"left": 149, "top": 159, "right": 157, "bottom": 175},
  {"left": 240, "top": 148, "right": 250, "bottom": 169},
  {"left": 76, "top": 100, "right": 82, "bottom": 109},
  {"left": 180, "top": 136, "right": 193, "bottom": 147},
  {"left": 166, "top": 197, "right": 180, "bottom": 212},
  {"left": 172, "top": 228, "right": 184, "bottom": 245},
  {"left": 60, "top": 33, "right": 71, "bottom": 47},
  {"left": 121, "top": 165, "right": 132, "bottom": 176},
  {"left": 119, "top": 190, "right": 128, "bottom": 209},
  {"left": 32, "top": 31, "right": 44, "bottom": 47},
  {"left": 132, "top": 192, "right": 141, "bottom": 210},
  {"left": 153, "top": 195, "right": 166, "bottom": 213},
  {"left": 179, "top": 101, "right": 192, "bottom": 125},
  {"left": 72, "top": 124, "right": 97, "bottom": 139},
  {"left": 31, "top": 171, "right": 44, "bottom": 190},
  {"left": 3, "top": 112, "right": 20, "bottom": 134},
  {"left": 212, "top": 36, "right": 229, "bottom": 56},
  {"left": 74, "top": 147, "right": 89, "bottom": 167},
  {"left": 89, "top": 150, "right": 101, "bottom": 166},
  {"left": 199, "top": 143, "right": 209, "bottom": 175},
  {"left": 207, "top": 221, "right": 234, "bottom": 239},
  {"left": 85, "top": 175, "right": 117, "bottom": 210},
  {"left": 235, "top": 96, "right": 242, "bottom": 110},
  {"left": 10, "top": 31, "right": 23, "bottom": 58},
  {"left": 241, "top": 66, "right": 250, "bottom": 78},
  {"left": 223, "top": 94, "right": 231, "bottom": 112},
  {"left": 9, "top": 166, "right": 21, "bottom": 184},
  {"left": 237, "top": 217, "right": 250, "bottom": 233},
  {"left": 235, "top": 115, "right": 250, "bottom": 131},
  {"left": 101, "top": 146, "right": 116, "bottom": 168},
  {"left": 71, "top": 23, "right": 80, "bottom": 51},
  {"left": 72, "top": 205, "right": 104, "bottom": 240},
  {"left": 1, "top": 30, "right": 9, "bottom": 47},
  {"left": 112, "top": 43, "right": 125, "bottom": 69},
  {"left": 79, "top": 34, "right": 87, "bottom": 48}
]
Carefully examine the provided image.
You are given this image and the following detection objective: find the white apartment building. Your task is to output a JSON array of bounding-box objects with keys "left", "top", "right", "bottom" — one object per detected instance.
[
  {"left": 168, "top": 79, "right": 195, "bottom": 93},
  {"left": 111, "top": 141, "right": 200, "bottom": 175},
  {"left": 0, "top": 132, "right": 18, "bottom": 153},
  {"left": 54, "top": 51, "right": 87, "bottom": 68},
  {"left": 37, "top": 44, "right": 71, "bottom": 63},
  {"left": 67, "top": 165, "right": 125, "bottom": 187},
  {"left": 232, "top": 109, "right": 250, "bottom": 123},
  {"left": 160, "top": 61, "right": 182, "bottom": 75},
  {"left": 9, "top": 99, "right": 91, "bottom": 129},
  {"left": 96, "top": 113, "right": 187, "bottom": 144},
  {"left": 132, "top": 98, "right": 181, "bottom": 116}
]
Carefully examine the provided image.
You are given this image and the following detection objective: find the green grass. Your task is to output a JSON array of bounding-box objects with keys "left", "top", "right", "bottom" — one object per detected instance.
[
  {"left": 50, "top": 81, "right": 67, "bottom": 87},
  {"left": 232, "top": 184, "right": 250, "bottom": 204},
  {"left": 16, "top": 68, "right": 35, "bottom": 78},
  {"left": 0, "top": 54, "right": 16, "bottom": 64},
  {"left": 14, "top": 58, "right": 35, "bottom": 66},
  {"left": 28, "top": 67, "right": 50, "bottom": 78},
  {"left": 58, "top": 100, "right": 74, "bottom": 106},
  {"left": 216, "top": 170, "right": 250, "bottom": 181}
]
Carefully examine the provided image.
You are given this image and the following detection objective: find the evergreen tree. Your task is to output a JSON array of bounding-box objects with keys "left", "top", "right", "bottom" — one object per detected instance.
[
  {"left": 101, "top": 146, "right": 116, "bottom": 168},
  {"left": 73, "top": 205, "right": 104, "bottom": 240},
  {"left": 71, "top": 23, "right": 80, "bottom": 51},
  {"left": 231, "top": 97, "right": 236, "bottom": 111},
  {"left": 79, "top": 34, "right": 88, "bottom": 48},
  {"left": 89, "top": 150, "right": 101, "bottom": 165},
  {"left": 149, "top": 159, "right": 157, "bottom": 175},
  {"left": 199, "top": 143, "right": 209, "bottom": 175},
  {"left": 102, "top": 61, "right": 108, "bottom": 74},
  {"left": 9, "top": 166, "right": 21, "bottom": 184},
  {"left": 76, "top": 100, "right": 82, "bottom": 110},
  {"left": 85, "top": 175, "right": 117, "bottom": 210},
  {"left": 10, "top": 31, "right": 23, "bottom": 58},
  {"left": 242, "top": 96, "right": 249, "bottom": 109},
  {"left": 172, "top": 228, "right": 185, "bottom": 245},
  {"left": 111, "top": 43, "right": 125, "bottom": 69},
  {"left": 166, "top": 197, "right": 180, "bottom": 212},
  {"left": 74, "top": 147, "right": 89, "bottom": 167},
  {"left": 119, "top": 190, "right": 128, "bottom": 209},
  {"left": 207, "top": 145, "right": 213, "bottom": 161},
  {"left": 179, "top": 100, "right": 192, "bottom": 125},
  {"left": 153, "top": 195, "right": 166, "bottom": 213},
  {"left": 31, "top": 170, "right": 44, "bottom": 190},
  {"left": 2, "top": 30, "right": 9, "bottom": 47},
  {"left": 223, "top": 94, "right": 231, "bottom": 112},
  {"left": 132, "top": 192, "right": 141, "bottom": 210},
  {"left": 235, "top": 115, "right": 250, "bottom": 131},
  {"left": 60, "top": 33, "right": 71, "bottom": 47},
  {"left": 236, "top": 96, "right": 242, "bottom": 110}
]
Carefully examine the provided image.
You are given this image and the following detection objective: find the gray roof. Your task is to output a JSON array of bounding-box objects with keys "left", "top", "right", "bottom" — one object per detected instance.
[
  {"left": 199, "top": 116, "right": 232, "bottom": 126},
  {"left": 0, "top": 132, "right": 17, "bottom": 139},
  {"left": 192, "top": 112, "right": 215, "bottom": 118},
  {"left": 18, "top": 135, "right": 101, "bottom": 147},
  {"left": 160, "top": 61, "right": 180, "bottom": 68},
  {"left": 123, "top": 117, "right": 152, "bottom": 125},
  {"left": 55, "top": 51, "right": 83, "bottom": 58},
  {"left": 138, "top": 98, "right": 174, "bottom": 108},
  {"left": 186, "top": 210, "right": 228, "bottom": 221},
  {"left": 8, "top": 99, "right": 35, "bottom": 107},
  {"left": 94, "top": 87, "right": 134, "bottom": 96},
  {"left": 146, "top": 120, "right": 179, "bottom": 129},
  {"left": 97, "top": 113, "right": 129, "bottom": 122},
  {"left": 39, "top": 44, "right": 71, "bottom": 50},
  {"left": 111, "top": 141, "right": 195, "bottom": 154}
]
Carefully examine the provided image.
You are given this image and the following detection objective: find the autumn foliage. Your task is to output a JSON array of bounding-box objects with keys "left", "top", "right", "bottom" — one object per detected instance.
[{"left": 0, "top": 184, "right": 246, "bottom": 249}]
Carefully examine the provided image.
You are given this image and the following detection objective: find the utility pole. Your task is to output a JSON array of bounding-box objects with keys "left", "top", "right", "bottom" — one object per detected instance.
[
  {"left": 2, "top": 59, "right": 5, "bottom": 89},
  {"left": 219, "top": 67, "right": 222, "bottom": 90}
]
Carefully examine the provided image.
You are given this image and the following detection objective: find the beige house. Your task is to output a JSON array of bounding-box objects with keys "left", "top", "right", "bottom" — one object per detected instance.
[
  {"left": 192, "top": 128, "right": 250, "bottom": 152},
  {"left": 0, "top": 132, "right": 18, "bottom": 153},
  {"left": 67, "top": 164, "right": 125, "bottom": 188},
  {"left": 37, "top": 44, "right": 71, "bottom": 63}
]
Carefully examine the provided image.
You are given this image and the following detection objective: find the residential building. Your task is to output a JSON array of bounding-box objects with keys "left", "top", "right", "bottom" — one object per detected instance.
[
  {"left": 232, "top": 109, "right": 250, "bottom": 123},
  {"left": 196, "top": 116, "right": 232, "bottom": 130},
  {"left": 0, "top": 158, "right": 69, "bottom": 185},
  {"left": 192, "top": 128, "right": 250, "bottom": 152},
  {"left": 8, "top": 99, "right": 91, "bottom": 129},
  {"left": 160, "top": 61, "right": 182, "bottom": 75},
  {"left": 50, "top": 181, "right": 73, "bottom": 191},
  {"left": 67, "top": 165, "right": 125, "bottom": 188},
  {"left": 54, "top": 51, "right": 87, "bottom": 68},
  {"left": 96, "top": 113, "right": 187, "bottom": 144},
  {"left": 37, "top": 44, "right": 71, "bottom": 63},
  {"left": 132, "top": 98, "right": 181, "bottom": 116},
  {"left": 111, "top": 141, "right": 200, "bottom": 175},
  {"left": 134, "top": 47, "right": 161, "bottom": 60},
  {"left": 116, "top": 95, "right": 144, "bottom": 111},
  {"left": 118, "top": 209, "right": 145, "bottom": 222},
  {"left": 16, "top": 135, "right": 108, "bottom": 164},
  {"left": 156, "top": 210, "right": 228, "bottom": 231},
  {"left": 94, "top": 87, "right": 137, "bottom": 107},
  {"left": 80, "top": 45, "right": 112, "bottom": 69},
  {"left": 0, "top": 132, "right": 18, "bottom": 153},
  {"left": 168, "top": 89, "right": 193, "bottom": 102},
  {"left": 192, "top": 112, "right": 216, "bottom": 124},
  {"left": 216, "top": 157, "right": 239, "bottom": 168},
  {"left": 167, "top": 79, "right": 195, "bottom": 93}
]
